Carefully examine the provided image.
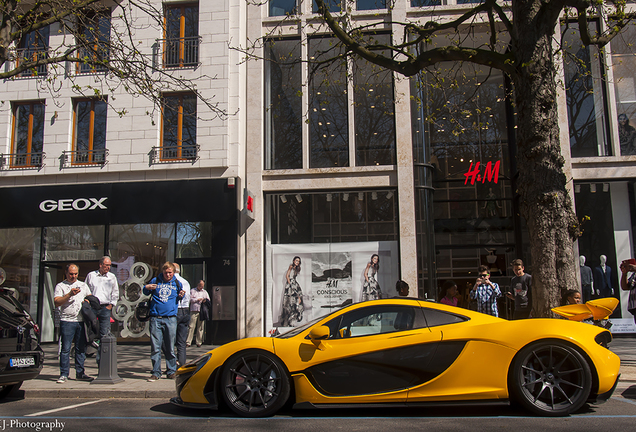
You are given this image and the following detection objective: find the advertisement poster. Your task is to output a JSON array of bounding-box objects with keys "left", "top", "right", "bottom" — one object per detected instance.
[{"left": 266, "top": 241, "right": 399, "bottom": 334}]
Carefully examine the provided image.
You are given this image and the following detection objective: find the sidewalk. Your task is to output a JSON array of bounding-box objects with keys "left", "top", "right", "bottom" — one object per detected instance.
[
  {"left": 20, "top": 342, "right": 215, "bottom": 399},
  {"left": 16, "top": 336, "right": 636, "bottom": 399}
]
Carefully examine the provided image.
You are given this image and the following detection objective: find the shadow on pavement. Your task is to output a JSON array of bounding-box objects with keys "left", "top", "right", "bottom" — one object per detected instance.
[{"left": 621, "top": 385, "right": 636, "bottom": 399}]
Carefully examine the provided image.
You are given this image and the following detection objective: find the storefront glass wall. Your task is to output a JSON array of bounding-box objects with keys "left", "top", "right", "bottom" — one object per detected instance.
[
  {"left": 177, "top": 222, "right": 213, "bottom": 258},
  {"left": 265, "top": 190, "right": 399, "bottom": 332},
  {"left": 0, "top": 228, "right": 41, "bottom": 314},
  {"left": 43, "top": 225, "right": 105, "bottom": 261},
  {"left": 611, "top": 25, "right": 636, "bottom": 156}
]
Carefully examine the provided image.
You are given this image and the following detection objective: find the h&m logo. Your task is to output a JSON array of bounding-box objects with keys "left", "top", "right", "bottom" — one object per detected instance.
[{"left": 39, "top": 197, "right": 108, "bottom": 212}]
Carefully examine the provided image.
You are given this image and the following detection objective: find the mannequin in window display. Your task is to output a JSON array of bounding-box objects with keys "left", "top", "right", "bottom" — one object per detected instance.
[
  {"left": 483, "top": 187, "right": 502, "bottom": 218},
  {"left": 579, "top": 255, "right": 594, "bottom": 303},
  {"left": 279, "top": 256, "right": 304, "bottom": 327},
  {"left": 618, "top": 113, "right": 636, "bottom": 155},
  {"left": 593, "top": 254, "right": 614, "bottom": 298},
  {"left": 361, "top": 254, "right": 382, "bottom": 301}
]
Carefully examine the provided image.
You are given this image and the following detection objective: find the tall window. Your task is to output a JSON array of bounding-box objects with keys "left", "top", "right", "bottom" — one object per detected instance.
[
  {"left": 164, "top": 3, "right": 199, "bottom": 68},
  {"left": 77, "top": 9, "right": 111, "bottom": 73},
  {"left": 162, "top": 93, "right": 197, "bottom": 160},
  {"left": 72, "top": 99, "right": 108, "bottom": 164},
  {"left": 265, "top": 38, "right": 302, "bottom": 169},
  {"left": 17, "top": 27, "right": 49, "bottom": 77},
  {"left": 563, "top": 21, "right": 609, "bottom": 157},
  {"left": 11, "top": 101, "right": 45, "bottom": 167},
  {"left": 611, "top": 25, "right": 636, "bottom": 156}
]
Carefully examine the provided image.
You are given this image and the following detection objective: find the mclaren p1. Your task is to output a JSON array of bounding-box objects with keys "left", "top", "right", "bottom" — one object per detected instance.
[{"left": 171, "top": 297, "right": 620, "bottom": 417}]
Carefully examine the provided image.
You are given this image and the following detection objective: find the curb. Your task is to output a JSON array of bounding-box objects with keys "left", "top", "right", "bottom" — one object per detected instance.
[{"left": 22, "top": 390, "right": 174, "bottom": 399}]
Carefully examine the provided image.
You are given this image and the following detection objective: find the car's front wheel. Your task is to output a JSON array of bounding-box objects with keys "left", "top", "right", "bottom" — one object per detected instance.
[
  {"left": 220, "top": 349, "right": 290, "bottom": 417},
  {"left": 0, "top": 382, "right": 22, "bottom": 400},
  {"left": 510, "top": 341, "right": 592, "bottom": 416}
]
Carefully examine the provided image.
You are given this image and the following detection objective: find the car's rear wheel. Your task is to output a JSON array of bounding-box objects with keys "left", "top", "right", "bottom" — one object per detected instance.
[
  {"left": 0, "top": 382, "right": 22, "bottom": 400},
  {"left": 510, "top": 341, "right": 591, "bottom": 416},
  {"left": 220, "top": 349, "right": 290, "bottom": 417}
]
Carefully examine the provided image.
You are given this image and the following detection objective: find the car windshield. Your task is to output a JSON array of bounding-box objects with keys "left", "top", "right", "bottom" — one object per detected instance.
[{"left": 275, "top": 314, "right": 329, "bottom": 339}]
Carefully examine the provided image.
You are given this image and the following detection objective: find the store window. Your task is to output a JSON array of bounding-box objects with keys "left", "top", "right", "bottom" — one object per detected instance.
[
  {"left": 265, "top": 38, "right": 302, "bottom": 169},
  {"left": 0, "top": 228, "right": 41, "bottom": 314},
  {"left": 611, "top": 25, "right": 636, "bottom": 156},
  {"left": 43, "top": 226, "right": 105, "bottom": 261},
  {"left": 177, "top": 222, "right": 213, "bottom": 258},
  {"left": 72, "top": 98, "right": 108, "bottom": 164},
  {"left": 77, "top": 9, "right": 111, "bottom": 73},
  {"left": 109, "top": 223, "right": 176, "bottom": 270},
  {"left": 265, "top": 190, "right": 399, "bottom": 331},
  {"left": 161, "top": 93, "right": 197, "bottom": 160},
  {"left": 563, "top": 21, "right": 610, "bottom": 157},
  {"left": 17, "top": 26, "right": 49, "bottom": 77},
  {"left": 164, "top": 2, "right": 199, "bottom": 68},
  {"left": 270, "top": 0, "right": 296, "bottom": 16},
  {"left": 10, "top": 101, "right": 45, "bottom": 168},
  {"left": 412, "top": 58, "right": 521, "bottom": 304}
]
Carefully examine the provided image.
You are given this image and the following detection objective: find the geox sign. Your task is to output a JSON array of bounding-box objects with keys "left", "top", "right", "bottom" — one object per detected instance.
[{"left": 39, "top": 197, "right": 108, "bottom": 212}]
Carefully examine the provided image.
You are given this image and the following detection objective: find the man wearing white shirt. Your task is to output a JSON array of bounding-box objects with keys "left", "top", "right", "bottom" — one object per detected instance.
[
  {"left": 173, "top": 263, "right": 191, "bottom": 367},
  {"left": 54, "top": 263, "right": 93, "bottom": 383},
  {"left": 85, "top": 256, "right": 119, "bottom": 365}
]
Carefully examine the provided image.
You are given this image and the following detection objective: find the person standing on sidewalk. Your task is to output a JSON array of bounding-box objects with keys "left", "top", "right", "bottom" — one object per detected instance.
[
  {"left": 85, "top": 256, "right": 119, "bottom": 365},
  {"left": 470, "top": 265, "right": 502, "bottom": 317},
  {"left": 505, "top": 259, "right": 532, "bottom": 320},
  {"left": 143, "top": 262, "right": 185, "bottom": 382},
  {"left": 173, "top": 263, "right": 191, "bottom": 367},
  {"left": 187, "top": 280, "right": 210, "bottom": 347},
  {"left": 54, "top": 264, "right": 93, "bottom": 383}
]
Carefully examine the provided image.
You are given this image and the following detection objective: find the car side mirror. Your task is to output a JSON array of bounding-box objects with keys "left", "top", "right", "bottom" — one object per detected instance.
[{"left": 308, "top": 325, "right": 330, "bottom": 341}]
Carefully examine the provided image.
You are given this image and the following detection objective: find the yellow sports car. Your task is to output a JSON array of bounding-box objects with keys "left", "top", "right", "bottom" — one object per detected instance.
[{"left": 171, "top": 298, "right": 620, "bottom": 417}]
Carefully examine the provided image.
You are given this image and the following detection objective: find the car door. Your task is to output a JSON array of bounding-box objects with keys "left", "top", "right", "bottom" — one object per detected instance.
[{"left": 278, "top": 303, "right": 443, "bottom": 403}]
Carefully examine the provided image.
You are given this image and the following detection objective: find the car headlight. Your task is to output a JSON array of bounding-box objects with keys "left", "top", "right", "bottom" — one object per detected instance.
[
  {"left": 595, "top": 330, "right": 612, "bottom": 348},
  {"left": 181, "top": 353, "right": 211, "bottom": 374}
]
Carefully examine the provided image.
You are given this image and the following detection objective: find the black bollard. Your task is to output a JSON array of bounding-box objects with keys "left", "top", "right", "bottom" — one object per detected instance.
[{"left": 91, "top": 332, "right": 124, "bottom": 384}]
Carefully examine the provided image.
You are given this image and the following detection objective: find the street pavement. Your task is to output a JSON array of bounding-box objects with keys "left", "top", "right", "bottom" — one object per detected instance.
[{"left": 16, "top": 335, "right": 636, "bottom": 400}]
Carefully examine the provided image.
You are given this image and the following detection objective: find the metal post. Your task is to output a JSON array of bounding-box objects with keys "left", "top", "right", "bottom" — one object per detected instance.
[{"left": 91, "top": 332, "right": 124, "bottom": 384}]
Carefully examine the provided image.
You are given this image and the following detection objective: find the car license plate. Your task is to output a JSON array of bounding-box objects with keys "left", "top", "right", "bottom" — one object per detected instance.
[{"left": 9, "top": 357, "right": 35, "bottom": 368}]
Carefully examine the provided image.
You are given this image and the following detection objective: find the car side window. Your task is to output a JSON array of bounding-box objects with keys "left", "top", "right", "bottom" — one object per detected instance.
[
  {"left": 422, "top": 308, "right": 468, "bottom": 327},
  {"left": 324, "top": 305, "right": 427, "bottom": 339}
]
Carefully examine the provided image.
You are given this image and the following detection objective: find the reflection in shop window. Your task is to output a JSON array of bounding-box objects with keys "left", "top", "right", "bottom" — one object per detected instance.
[
  {"left": 109, "top": 224, "right": 175, "bottom": 271},
  {"left": 563, "top": 21, "right": 609, "bottom": 157},
  {"left": 0, "top": 228, "right": 41, "bottom": 314},
  {"left": 309, "top": 36, "right": 349, "bottom": 168},
  {"left": 265, "top": 38, "right": 302, "bottom": 169},
  {"left": 611, "top": 25, "right": 636, "bottom": 156},
  {"left": 43, "top": 226, "right": 105, "bottom": 261},
  {"left": 354, "top": 33, "right": 396, "bottom": 166},
  {"left": 177, "top": 222, "right": 212, "bottom": 258}
]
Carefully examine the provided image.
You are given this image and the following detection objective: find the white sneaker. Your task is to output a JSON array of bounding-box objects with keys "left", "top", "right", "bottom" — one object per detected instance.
[{"left": 56, "top": 376, "right": 68, "bottom": 384}]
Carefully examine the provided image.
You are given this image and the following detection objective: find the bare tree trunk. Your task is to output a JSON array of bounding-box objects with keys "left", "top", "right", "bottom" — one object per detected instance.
[{"left": 512, "top": 0, "right": 580, "bottom": 317}]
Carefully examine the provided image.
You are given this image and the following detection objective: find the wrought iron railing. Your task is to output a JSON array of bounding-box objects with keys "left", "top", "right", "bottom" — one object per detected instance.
[
  {"left": 15, "top": 47, "right": 49, "bottom": 77},
  {"left": 61, "top": 149, "right": 108, "bottom": 167},
  {"left": 0, "top": 152, "right": 45, "bottom": 169},
  {"left": 149, "top": 145, "right": 199, "bottom": 164},
  {"left": 77, "top": 45, "right": 109, "bottom": 73},
  {"left": 159, "top": 36, "right": 201, "bottom": 68}
]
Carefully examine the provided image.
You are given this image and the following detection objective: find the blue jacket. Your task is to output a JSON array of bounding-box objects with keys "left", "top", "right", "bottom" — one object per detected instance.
[{"left": 143, "top": 274, "right": 183, "bottom": 317}]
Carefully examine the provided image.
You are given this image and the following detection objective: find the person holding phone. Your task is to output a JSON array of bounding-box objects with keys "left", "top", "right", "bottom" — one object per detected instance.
[{"left": 470, "top": 265, "right": 502, "bottom": 317}]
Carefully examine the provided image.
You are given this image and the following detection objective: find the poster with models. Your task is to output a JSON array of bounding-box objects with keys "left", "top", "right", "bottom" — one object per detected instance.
[{"left": 267, "top": 241, "right": 399, "bottom": 333}]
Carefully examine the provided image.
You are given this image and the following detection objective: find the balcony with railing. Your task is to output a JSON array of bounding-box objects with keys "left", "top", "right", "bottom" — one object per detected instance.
[
  {"left": 159, "top": 36, "right": 201, "bottom": 68},
  {"left": 150, "top": 145, "right": 199, "bottom": 164},
  {"left": 77, "top": 45, "right": 109, "bottom": 73},
  {"left": 61, "top": 149, "right": 108, "bottom": 167},
  {"left": 15, "top": 47, "right": 49, "bottom": 77},
  {"left": 0, "top": 152, "right": 45, "bottom": 169}
]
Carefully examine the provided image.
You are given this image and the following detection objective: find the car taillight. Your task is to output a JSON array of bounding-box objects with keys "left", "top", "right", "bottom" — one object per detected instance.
[
  {"left": 595, "top": 330, "right": 612, "bottom": 348},
  {"left": 32, "top": 323, "right": 40, "bottom": 335}
]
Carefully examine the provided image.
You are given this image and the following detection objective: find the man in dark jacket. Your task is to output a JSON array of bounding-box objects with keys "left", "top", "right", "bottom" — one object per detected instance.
[{"left": 142, "top": 262, "right": 185, "bottom": 382}]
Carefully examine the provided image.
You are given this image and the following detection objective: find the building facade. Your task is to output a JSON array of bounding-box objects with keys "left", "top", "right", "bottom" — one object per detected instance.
[{"left": 1, "top": 1, "right": 636, "bottom": 342}]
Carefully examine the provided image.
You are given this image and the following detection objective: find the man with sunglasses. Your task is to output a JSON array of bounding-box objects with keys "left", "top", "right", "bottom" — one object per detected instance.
[{"left": 470, "top": 265, "right": 502, "bottom": 317}]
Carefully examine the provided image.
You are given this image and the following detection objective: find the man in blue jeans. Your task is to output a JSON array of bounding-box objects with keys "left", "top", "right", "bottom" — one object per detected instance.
[
  {"left": 54, "top": 263, "right": 93, "bottom": 383},
  {"left": 143, "top": 262, "right": 185, "bottom": 382},
  {"left": 85, "top": 256, "right": 119, "bottom": 365}
]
